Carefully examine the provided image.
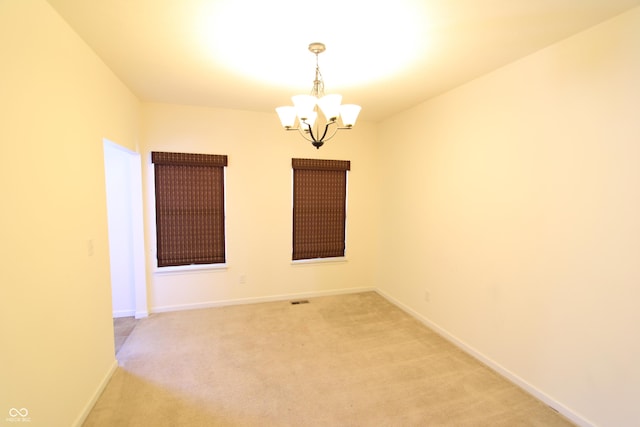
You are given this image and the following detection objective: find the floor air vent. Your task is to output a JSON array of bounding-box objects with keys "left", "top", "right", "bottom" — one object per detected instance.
[{"left": 290, "top": 300, "right": 310, "bottom": 305}]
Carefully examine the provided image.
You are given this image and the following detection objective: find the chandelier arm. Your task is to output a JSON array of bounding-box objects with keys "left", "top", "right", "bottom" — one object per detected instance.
[
  {"left": 317, "top": 122, "right": 339, "bottom": 144},
  {"left": 284, "top": 126, "right": 315, "bottom": 143},
  {"left": 283, "top": 122, "right": 352, "bottom": 144},
  {"left": 300, "top": 120, "right": 321, "bottom": 143},
  {"left": 299, "top": 124, "right": 317, "bottom": 143},
  {"left": 307, "top": 124, "right": 325, "bottom": 149},
  {"left": 317, "top": 123, "right": 331, "bottom": 142}
]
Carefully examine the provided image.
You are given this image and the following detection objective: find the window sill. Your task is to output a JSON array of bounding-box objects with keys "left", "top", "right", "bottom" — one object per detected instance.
[
  {"left": 291, "top": 257, "right": 347, "bottom": 266},
  {"left": 154, "top": 263, "right": 228, "bottom": 275}
]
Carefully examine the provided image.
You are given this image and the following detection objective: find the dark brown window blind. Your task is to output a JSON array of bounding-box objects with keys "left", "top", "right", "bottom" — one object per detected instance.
[
  {"left": 292, "top": 158, "right": 350, "bottom": 261},
  {"left": 152, "top": 151, "right": 228, "bottom": 267}
]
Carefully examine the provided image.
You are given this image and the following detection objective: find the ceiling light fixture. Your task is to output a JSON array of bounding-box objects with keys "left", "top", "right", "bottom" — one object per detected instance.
[{"left": 276, "top": 43, "right": 361, "bottom": 149}]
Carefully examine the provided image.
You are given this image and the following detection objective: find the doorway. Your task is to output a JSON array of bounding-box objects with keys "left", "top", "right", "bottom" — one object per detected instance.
[{"left": 103, "top": 139, "right": 148, "bottom": 323}]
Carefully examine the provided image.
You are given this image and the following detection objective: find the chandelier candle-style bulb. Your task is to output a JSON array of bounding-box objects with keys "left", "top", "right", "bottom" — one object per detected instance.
[{"left": 275, "top": 42, "right": 361, "bottom": 149}]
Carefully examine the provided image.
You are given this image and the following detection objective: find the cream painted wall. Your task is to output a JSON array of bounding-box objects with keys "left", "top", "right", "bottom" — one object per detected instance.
[
  {"left": 377, "top": 7, "right": 640, "bottom": 427},
  {"left": 140, "top": 103, "right": 379, "bottom": 311},
  {"left": 0, "top": 1, "right": 140, "bottom": 426}
]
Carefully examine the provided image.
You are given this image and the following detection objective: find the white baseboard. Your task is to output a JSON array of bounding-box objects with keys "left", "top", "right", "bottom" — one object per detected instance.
[
  {"left": 135, "top": 310, "right": 149, "bottom": 319},
  {"left": 72, "top": 358, "right": 118, "bottom": 427},
  {"left": 112, "top": 309, "right": 136, "bottom": 318},
  {"left": 374, "top": 289, "right": 594, "bottom": 427},
  {"left": 151, "top": 286, "right": 376, "bottom": 313},
  {"left": 114, "top": 309, "right": 148, "bottom": 319}
]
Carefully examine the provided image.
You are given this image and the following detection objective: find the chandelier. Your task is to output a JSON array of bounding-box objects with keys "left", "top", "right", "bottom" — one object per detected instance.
[{"left": 276, "top": 43, "right": 361, "bottom": 149}]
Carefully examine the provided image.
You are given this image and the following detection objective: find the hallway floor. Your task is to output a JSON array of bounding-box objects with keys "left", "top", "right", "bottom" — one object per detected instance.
[{"left": 113, "top": 317, "right": 137, "bottom": 355}]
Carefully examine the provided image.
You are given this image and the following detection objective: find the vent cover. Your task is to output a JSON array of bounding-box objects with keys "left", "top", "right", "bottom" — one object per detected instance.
[{"left": 290, "top": 300, "right": 310, "bottom": 305}]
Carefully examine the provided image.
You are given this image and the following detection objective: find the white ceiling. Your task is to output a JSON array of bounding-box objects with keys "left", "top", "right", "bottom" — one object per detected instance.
[{"left": 47, "top": 0, "right": 640, "bottom": 122}]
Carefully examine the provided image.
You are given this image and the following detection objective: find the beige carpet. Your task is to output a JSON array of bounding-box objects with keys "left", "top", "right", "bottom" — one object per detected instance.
[
  {"left": 84, "top": 292, "right": 574, "bottom": 426},
  {"left": 113, "top": 316, "right": 138, "bottom": 355}
]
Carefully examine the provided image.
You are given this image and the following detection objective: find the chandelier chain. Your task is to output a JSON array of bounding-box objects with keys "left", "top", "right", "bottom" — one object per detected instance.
[{"left": 312, "top": 52, "right": 325, "bottom": 98}]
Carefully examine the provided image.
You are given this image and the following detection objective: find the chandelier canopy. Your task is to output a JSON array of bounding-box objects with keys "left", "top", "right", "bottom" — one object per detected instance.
[{"left": 276, "top": 43, "right": 361, "bottom": 149}]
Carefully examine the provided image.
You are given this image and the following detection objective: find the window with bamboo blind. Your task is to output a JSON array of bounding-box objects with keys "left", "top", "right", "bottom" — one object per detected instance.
[
  {"left": 292, "top": 158, "right": 350, "bottom": 261},
  {"left": 151, "top": 151, "right": 227, "bottom": 267}
]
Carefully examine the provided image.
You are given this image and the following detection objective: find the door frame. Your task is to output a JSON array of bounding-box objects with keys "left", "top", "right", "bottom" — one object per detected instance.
[{"left": 103, "top": 139, "right": 148, "bottom": 319}]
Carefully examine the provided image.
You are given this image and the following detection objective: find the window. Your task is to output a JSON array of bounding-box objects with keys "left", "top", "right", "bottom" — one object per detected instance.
[
  {"left": 292, "top": 158, "right": 350, "bottom": 261},
  {"left": 151, "top": 151, "right": 227, "bottom": 267}
]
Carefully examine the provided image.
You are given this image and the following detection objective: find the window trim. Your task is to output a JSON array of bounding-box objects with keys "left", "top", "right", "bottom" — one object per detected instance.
[
  {"left": 291, "top": 256, "right": 348, "bottom": 266},
  {"left": 154, "top": 262, "right": 227, "bottom": 275}
]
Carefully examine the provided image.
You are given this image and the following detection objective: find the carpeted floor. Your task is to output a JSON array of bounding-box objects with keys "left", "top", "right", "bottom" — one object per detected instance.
[
  {"left": 113, "top": 316, "right": 138, "bottom": 355},
  {"left": 85, "top": 292, "right": 574, "bottom": 426}
]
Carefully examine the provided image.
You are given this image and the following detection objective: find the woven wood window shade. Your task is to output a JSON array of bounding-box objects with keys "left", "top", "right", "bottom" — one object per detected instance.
[
  {"left": 152, "top": 152, "right": 228, "bottom": 267},
  {"left": 292, "top": 158, "right": 350, "bottom": 261}
]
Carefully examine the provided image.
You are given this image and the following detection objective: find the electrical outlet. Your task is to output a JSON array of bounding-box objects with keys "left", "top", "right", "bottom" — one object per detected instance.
[
  {"left": 424, "top": 290, "right": 431, "bottom": 302},
  {"left": 239, "top": 274, "right": 246, "bottom": 284}
]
